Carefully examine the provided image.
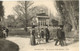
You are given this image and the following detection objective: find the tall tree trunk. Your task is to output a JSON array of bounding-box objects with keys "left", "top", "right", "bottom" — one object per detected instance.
[{"left": 64, "top": 1, "right": 76, "bottom": 31}]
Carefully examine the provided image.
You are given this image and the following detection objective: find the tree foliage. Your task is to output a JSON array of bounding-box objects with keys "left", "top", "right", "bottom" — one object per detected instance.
[
  {"left": 14, "top": 4, "right": 48, "bottom": 27},
  {"left": 5, "top": 15, "right": 16, "bottom": 27},
  {"left": 56, "top": 1, "right": 79, "bottom": 32},
  {"left": 13, "top": 1, "right": 34, "bottom": 27},
  {"left": 0, "top": 1, "right": 4, "bottom": 21}
]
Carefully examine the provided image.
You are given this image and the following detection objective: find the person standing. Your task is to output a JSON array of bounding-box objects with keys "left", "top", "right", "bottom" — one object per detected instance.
[
  {"left": 0, "top": 25, "right": 3, "bottom": 38},
  {"left": 40, "top": 28, "right": 44, "bottom": 38},
  {"left": 3, "top": 29, "right": 7, "bottom": 38},
  {"left": 61, "top": 27, "right": 65, "bottom": 46},
  {"left": 55, "top": 25, "right": 65, "bottom": 46},
  {"left": 6, "top": 28, "right": 9, "bottom": 37},
  {"left": 40, "top": 28, "right": 45, "bottom": 43},
  {"left": 45, "top": 28, "right": 50, "bottom": 43},
  {"left": 30, "top": 26, "right": 36, "bottom": 46}
]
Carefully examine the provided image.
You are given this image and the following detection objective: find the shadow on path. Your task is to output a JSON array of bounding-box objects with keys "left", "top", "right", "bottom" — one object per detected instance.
[{"left": 0, "top": 39, "right": 19, "bottom": 51}]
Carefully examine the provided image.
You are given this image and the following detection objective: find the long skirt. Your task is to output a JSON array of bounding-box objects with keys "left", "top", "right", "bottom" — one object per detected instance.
[{"left": 30, "top": 35, "right": 35, "bottom": 45}]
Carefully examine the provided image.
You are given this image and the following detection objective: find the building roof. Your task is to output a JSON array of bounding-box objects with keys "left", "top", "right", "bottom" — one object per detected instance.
[
  {"left": 37, "top": 13, "right": 48, "bottom": 16},
  {"left": 36, "top": 13, "right": 49, "bottom": 19},
  {"left": 37, "top": 16, "right": 49, "bottom": 19}
]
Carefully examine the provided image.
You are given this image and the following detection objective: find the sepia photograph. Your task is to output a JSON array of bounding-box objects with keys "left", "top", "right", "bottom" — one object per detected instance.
[{"left": 0, "top": 0, "right": 79, "bottom": 51}]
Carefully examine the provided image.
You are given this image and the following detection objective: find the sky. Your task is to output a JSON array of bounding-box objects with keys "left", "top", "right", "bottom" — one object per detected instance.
[
  {"left": 3, "top": 0, "right": 60, "bottom": 19},
  {"left": 3, "top": 1, "right": 18, "bottom": 18}
]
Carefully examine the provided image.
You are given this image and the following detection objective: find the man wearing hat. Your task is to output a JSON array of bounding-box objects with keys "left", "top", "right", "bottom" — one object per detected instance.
[{"left": 55, "top": 25, "right": 65, "bottom": 46}]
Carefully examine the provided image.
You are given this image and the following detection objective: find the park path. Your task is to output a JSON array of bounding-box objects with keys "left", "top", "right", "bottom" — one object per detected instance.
[{"left": 6, "top": 36, "right": 79, "bottom": 51}]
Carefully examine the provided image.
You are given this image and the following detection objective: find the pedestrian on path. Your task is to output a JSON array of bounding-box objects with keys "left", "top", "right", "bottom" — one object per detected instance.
[
  {"left": 40, "top": 28, "right": 44, "bottom": 38},
  {"left": 30, "top": 26, "right": 36, "bottom": 46},
  {"left": 3, "top": 29, "right": 7, "bottom": 38},
  {"left": 55, "top": 25, "right": 65, "bottom": 46},
  {"left": 45, "top": 28, "right": 50, "bottom": 43},
  {"left": 6, "top": 28, "right": 9, "bottom": 37}
]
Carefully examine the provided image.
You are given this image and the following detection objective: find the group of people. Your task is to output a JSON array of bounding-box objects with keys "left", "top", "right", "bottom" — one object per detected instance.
[
  {"left": 30, "top": 25, "right": 66, "bottom": 46},
  {"left": 30, "top": 26, "right": 50, "bottom": 46},
  {"left": 3, "top": 27, "right": 9, "bottom": 38},
  {"left": 0, "top": 26, "right": 9, "bottom": 38}
]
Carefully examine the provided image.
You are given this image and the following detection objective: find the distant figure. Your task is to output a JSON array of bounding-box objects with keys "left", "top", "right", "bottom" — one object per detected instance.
[
  {"left": 45, "top": 28, "right": 50, "bottom": 43},
  {"left": 40, "top": 28, "right": 45, "bottom": 43},
  {"left": 30, "top": 26, "right": 36, "bottom": 45},
  {"left": 3, "top": 29, "right": 7, "bottom": 38},
  {"left": 40, "top": 28, "right": 44, "bottom": 38},
  {"left": 0, "top": 25, "right": 3, "bottom": 38},
  {"left": 6, "top": 28, "right": 9, "bottom": 37},
  {"left": 55, "top": 25, "right": 65, "bottom": 46}
]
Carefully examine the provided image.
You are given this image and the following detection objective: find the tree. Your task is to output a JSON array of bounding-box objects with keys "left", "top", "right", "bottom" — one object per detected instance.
[
  {"left": 0, "top": 1, "right": 4, "bottom": 21},
  {"left": 0, "top": 1, "right": 4, "bottom": 38},
  {"left": 14, "top": 16, "right": 25, "bottom": 28},
  {"left": 5, "top": 15, "right": 16, "bottom": 27},
  {"left": 56, "top": 0, "right": 79, "bottom": 32},
  {"left": 13, "top": 1, "right": 34, "bottom": 27},
  {"left": 14, "top": 4, "right": 48, "bottom": 27}
]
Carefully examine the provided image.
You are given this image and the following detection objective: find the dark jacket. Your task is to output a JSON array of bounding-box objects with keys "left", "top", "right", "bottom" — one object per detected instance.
[
  {"left": 57, "top": 29, "right": 65, "bottom": 40},
  {"left": 40, "top": 31, "right": 44, "bottom": 38},
  {"left": 0, "top": 25, "right": 3, "bottom": 38},
  {"left": 45, "top": 28, "right": 50, "bottom": 39},
  {"left": 32, "top": 30, "right": 35, "bottom": 36},
  {"left": 61, "top": 31, "right": 65, "bottom": 40},
  {"left": 6, "top": 29, "right": 9, "bottom": 33}
]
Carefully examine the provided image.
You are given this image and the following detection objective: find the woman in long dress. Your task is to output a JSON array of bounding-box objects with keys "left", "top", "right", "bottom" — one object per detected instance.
[
  {"left": 45, "top": 28, "right": 50, "bottom": 43},
  {"left": 30, "top": 27, "right": 36, "bottom": 45}
]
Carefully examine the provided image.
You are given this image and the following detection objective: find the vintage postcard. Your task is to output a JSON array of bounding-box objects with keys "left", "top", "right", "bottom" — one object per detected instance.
[{"left": 0, "top": 0, "right": 79, "bottom": 51}]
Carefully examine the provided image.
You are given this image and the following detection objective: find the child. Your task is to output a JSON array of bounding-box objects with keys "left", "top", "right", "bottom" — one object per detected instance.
[{"left": 36, "top": 33, "right": 41, "bottom": 44}]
